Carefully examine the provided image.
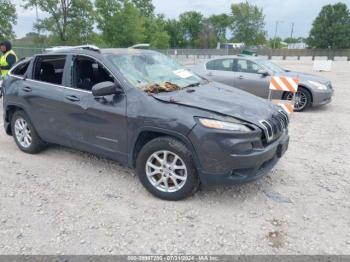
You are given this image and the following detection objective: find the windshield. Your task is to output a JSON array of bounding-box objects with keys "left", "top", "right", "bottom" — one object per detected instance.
[
  {"left": 259, "top": 60, "right": 286, "bottom": 73},
  {"left": 108, "top": 52, "right": 203, "bottom": 90}
]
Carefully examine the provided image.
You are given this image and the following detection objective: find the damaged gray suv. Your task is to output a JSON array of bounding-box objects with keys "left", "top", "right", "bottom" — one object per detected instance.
[{"left": 2, "top": 47, "right": 289, "bottom": 200}]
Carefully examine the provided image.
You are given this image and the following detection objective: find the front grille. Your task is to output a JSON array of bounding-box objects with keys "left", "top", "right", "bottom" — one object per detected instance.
[{"left": 260, "top": 110, "right": 289, "bottom": 144}]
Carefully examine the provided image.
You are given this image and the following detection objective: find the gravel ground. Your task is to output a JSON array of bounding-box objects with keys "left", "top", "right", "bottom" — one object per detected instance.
[{"left": 0, "top": 61, "right": 349, "bottom": 255}]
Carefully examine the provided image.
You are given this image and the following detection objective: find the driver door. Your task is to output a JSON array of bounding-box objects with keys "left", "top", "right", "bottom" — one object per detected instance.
[
  {"left": 233, "top": 58, "right": 270, "bottom": 98},
  {"left": 61, "top": 55, "right": 128, "bottom": 162}
]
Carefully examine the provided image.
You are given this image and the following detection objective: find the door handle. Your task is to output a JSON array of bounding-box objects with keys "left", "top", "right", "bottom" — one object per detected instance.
[
  {"left": 207, "top": 72, "right": 213, "bottom": 76},
  {"left": 22, "top": 87, "right": 32, "bottom": 92},
  {"left": 65, "top": 95, "right": 80, "bottom": 102},
  {"left": 238, "top": 75, "right": 244, "bottom": 79}
]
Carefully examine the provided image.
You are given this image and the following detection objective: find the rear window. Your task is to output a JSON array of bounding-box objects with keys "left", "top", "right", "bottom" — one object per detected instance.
[
  {"left": 33, "top": 55, "right": 67, "bottom": 85},
  {"left": 206, "top": 59, "right": 233, "bottom": 71},
  {"left": 11, "top": 60, "right": 31, "bottom": 77}
]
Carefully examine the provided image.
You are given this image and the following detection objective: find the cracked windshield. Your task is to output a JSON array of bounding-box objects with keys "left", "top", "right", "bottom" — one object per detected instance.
[{"left": 109, "top": 52, "right": 205, "bottom": 92}]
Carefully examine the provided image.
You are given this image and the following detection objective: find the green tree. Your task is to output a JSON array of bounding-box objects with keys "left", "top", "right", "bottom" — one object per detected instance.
[
  {"left": 307, "top": 3, "right": 350, "bottom": 49},
  {"left": 230, "top": 1, "right": 266, "bottom": 46},
  {"left": 179, "top": 11, "right": 204, "bottom": 47},
  {"left": 144, "top": 15, "right": 170, "bottom": 48},
  {"left": 267, "top": 37, "right": 286, "bottom": 49},
  {"left": 196, "top": 19, "right": 217, "bottom": 48},
  {"left": 284, "top": 37, "right": 305, "bottom": 44},
  {"left": 208, "top": 14, "right": 231, "bottom": 43},
  {"left": 0, "top": 0, "right": 17, "bottom": 40},
  {"left": 150, "top": 31, "right": 170, "bottom": 49},
  {"left": 23, "top": 0, "right": 95, "bottom": 44},
  {"left": 165, "top": 19, "right": 185, "bottom": 48},
  {"left": 131, "top": 0, "right": 154, "bottom": 17},
  {"left": 19, "top": 32, "right": 48, "bottom": 46},
  {"left": 95, "top": 0, "right": 146, "bottom": 47}
]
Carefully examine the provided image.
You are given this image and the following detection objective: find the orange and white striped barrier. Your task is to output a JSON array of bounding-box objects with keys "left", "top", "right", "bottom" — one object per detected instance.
[
  {"left": 268, "top": 76, "right": 299, "bottom": 115},
  {"left": 278, "top": 103, "right": 294, "bottom": 115},
  {"left": 269, "top": 76, "right": 299, "bottom": 93},
  {"left": 272, "top": 100, "right": 295, "bottom": 115},
  {"left": 272, "top": 100, "right": 294, "bottom": 115}
]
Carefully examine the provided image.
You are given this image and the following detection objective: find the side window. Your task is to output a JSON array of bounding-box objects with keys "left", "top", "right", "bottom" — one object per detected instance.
[
  {"left": 72, "top": 56, "right": 114, "bottom": 91},
  {"left": 11, "top": 60, "right": 31, "bottom": 77},
  {"left": 206, "top": 59, "right": 233, "bottom": 71},
  {"left": 236, "top": 59, "right": 261, "bottom": 74},
  {"left": 206, "top": 60, "right": 216, "bottom": 70},
  {"left": 33, "top": 55, "right": 66, "bottom": 85}
]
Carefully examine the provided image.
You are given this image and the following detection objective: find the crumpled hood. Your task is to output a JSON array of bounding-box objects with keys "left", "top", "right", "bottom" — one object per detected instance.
[
  {"left": 281, "top": 71, "right": 330, "bottom": 85},
  {"left": 152, "top": 82, "right": 279, "bottom": 126}
]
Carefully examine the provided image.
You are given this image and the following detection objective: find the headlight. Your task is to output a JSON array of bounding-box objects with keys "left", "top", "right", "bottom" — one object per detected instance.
[
  {"left": 198, "top": 118, "right": 252, "bottom": 132},
  {"left": 308, "top": 80, "right": 328, "bottom": 90}
]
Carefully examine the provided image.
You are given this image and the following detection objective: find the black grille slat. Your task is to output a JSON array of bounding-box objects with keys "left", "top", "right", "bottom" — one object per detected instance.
[{"left": 260, "top": 111, "right": 289, "bottom": 144}]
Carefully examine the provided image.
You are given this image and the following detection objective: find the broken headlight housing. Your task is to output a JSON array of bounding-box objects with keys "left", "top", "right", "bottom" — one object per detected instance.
[{"left": 197, "top": 118, "right": 252, "bottom": 132}]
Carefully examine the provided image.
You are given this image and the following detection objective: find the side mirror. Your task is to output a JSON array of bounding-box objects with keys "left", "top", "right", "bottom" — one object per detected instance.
[
  {"left": 92, "top": 81, "right": 122, "bottom": 97},
  {"left": 258, "top": 69, "right": 269, "bottom": 77}
]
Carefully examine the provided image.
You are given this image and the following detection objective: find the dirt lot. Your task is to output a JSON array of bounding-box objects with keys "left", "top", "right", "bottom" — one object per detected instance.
[{"left": 0, "top": 60, "right": 349, "bottom": 255}]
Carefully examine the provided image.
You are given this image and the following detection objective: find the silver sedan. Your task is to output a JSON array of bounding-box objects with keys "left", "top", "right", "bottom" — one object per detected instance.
[{"left": 191, "top": 55, "right": 334, "bottom": 111}]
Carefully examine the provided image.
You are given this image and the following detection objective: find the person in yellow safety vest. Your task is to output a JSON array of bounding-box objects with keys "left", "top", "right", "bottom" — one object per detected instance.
[{"left": 0, "top": 40, "right": 18, "bottom": 78}]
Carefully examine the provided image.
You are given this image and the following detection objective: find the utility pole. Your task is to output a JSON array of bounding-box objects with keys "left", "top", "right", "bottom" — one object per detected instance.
[
  {"left": 273, "top": 21, "right": 283, "bottom": 49},
  {"left": 35, "top": 0, "right": 39, "bottom": 30},
  {"left": 290, "top": 22, "right": 294, "bottom": 39}
]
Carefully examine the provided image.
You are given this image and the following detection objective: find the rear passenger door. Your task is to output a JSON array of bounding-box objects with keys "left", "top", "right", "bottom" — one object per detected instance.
[
  {"left": 204, "top": 58, "right": 235, "bottom": 86},
  {"left": 61, "top": 55, "right": 128, "bottom": 162},
  {"left": 21, "top": 55, "right": 69, "bottom": 143}
]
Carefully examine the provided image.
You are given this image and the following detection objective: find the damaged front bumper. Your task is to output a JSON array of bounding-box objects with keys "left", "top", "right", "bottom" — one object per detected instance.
[{"left": 188, "top": 124, "right": 289, "bottom": 186}]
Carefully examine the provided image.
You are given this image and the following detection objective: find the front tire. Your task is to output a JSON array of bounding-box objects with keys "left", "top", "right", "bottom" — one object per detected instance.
[
  {"left": 284, "top": 87, "right": 312, "bottom": 112},
  {"left": 11, "top": 110, "right": 46, "bottom": 154},
  {"left": 136, "top": 137, "right": 199, "bottom": 201}
]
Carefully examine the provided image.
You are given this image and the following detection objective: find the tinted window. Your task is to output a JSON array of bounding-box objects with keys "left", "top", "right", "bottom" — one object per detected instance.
[
  {"left": 235, "top": 59, "right": 261, "bottom": 74},
  {"left": 33, "top": 56, "right": 66, "bottom": 85},
  {"left": 206, "top": 59, "right": 233, "bottom": 71},
  {"left": 71, "top": 56, "right": 114, "bottom": 91},
  {"left": 12, "top": 60, "right": 30, "bottom": 77}
]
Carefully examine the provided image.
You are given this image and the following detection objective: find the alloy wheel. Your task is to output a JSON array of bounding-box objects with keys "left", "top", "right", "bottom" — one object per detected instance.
[
  {"left": 14, "top": 118, "right": 32, "bottom": 148},
  {"left": 145, "top": 150, "right": 188, "bottom": 193},
  {"left": 286, "top": 91, "right": 308, "bottom": 111}
]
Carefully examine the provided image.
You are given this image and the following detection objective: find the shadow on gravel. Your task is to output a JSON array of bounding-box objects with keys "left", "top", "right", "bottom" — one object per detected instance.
[
  {"left": 38, "top": 145, "right": 285, "bottom": 202},
  {"left": 303, "top": 104, "right": 332, "bottom": 113}
]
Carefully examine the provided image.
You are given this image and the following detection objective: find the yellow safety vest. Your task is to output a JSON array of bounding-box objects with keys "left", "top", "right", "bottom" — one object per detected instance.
[{"left": 0, "top": 50, "right": 18, "bottom": 77}]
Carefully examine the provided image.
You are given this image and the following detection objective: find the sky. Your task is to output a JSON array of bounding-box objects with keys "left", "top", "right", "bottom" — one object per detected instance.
[{"left": 13, "top": 0, "right": 350, "bottom": 39}]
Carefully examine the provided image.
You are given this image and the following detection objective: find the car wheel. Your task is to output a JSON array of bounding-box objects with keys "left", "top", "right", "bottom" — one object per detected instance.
[
  {"left": 284, "top": 87, "right": 312, "bottom": 112},
  {"left": 136, "top": 136, "right": 200, "bottom": 201},
  {"left": 11, "top": 110, "right": 46, "bottom": 154}
]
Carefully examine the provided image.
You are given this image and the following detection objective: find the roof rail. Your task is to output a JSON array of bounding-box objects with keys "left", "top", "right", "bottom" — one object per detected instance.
[
  {"left": 45, "top": 45, "right": 100, "bottom": 53},
  {"left": 129, "top": 43, "right": 150, "bottom": 49}
]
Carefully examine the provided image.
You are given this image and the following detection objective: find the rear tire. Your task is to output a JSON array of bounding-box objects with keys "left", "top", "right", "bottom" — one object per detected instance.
[
  {"left": 11, "top": 110, "right": 46, "bottom": 154},
  {"left": 136, "top": 136, "right": 199, "bottom": 201}
]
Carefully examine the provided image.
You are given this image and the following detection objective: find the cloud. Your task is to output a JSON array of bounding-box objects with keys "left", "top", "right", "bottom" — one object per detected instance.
[{"left": 12, "top": 0, "right": 47, "bottom": 38}]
